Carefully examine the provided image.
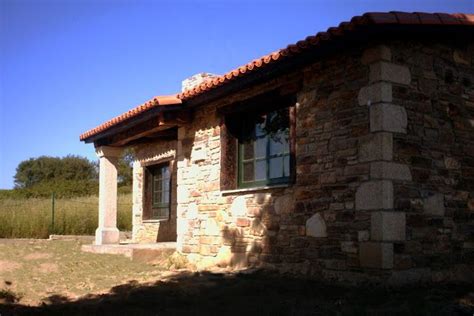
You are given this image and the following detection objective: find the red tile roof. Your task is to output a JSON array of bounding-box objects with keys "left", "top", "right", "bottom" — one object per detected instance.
[
  {"left": 80, "top": 12, "right": 474, "bottom": 142},
  {"left": 79, "top": 95, "right": 181, "bottom": 141},
  {"left": 177, "top": 12, "right": 474, "bottom": 100}
]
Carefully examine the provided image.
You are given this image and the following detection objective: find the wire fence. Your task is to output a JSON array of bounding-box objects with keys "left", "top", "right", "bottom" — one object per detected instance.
[{"left": 0, "top": 194, "right": 133, "bottom": 239}]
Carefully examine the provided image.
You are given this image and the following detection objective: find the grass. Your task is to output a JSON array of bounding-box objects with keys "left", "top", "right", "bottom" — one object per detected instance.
[
  {"left": 0, "top": 239, "right": 473, "bottom": 315},
  {"left": 0, "top": 239, "right": 161, "bottom": 306},
  {"left": 0, "top": 194, "right": 132, "bottom": 238}
]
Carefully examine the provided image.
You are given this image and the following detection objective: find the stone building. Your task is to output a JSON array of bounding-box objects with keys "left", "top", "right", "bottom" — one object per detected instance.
[{"left": 80, "top": 12, "right": 474, "bottom": 284}]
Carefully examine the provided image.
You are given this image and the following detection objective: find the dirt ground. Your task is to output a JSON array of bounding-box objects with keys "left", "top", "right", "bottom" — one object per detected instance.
[{"left": 0, "top": 239, "right": 473, "bottom": 315}]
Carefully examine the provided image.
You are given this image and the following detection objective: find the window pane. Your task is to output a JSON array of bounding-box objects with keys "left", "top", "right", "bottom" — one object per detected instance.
[
  {"left": 162, "top": 166, "right": 170, "bottom": 179},
  {"left": 255, "top": 160, "right": 266, "bottom": 180},
  {"left": 153, "top": 192, "right": 160, "bottom": 204},
  {"left": 237, "top": 107, "right": 291, "bottom": 187},
  {"left": 255, "top": 119, "right": 266, "bottom": 137},
  {"left": 255, "top": 137, "right": 267, "bottom": 158},
  {"left": 270, "top": 130, "right": 289, "bottom": 154},
  {"left": 270, "top": 137, "right": 284, "bottom": 155},
  {"left": 243, "top": 162, "right": 254, "bottom": 182},
  {"left": 162, "top": 176, "right": 170, "bottom": 192},
  {"left": 154, "top": 179, "right": 162, "bottom": 192},
  {"left": 283, "top": 155, "right": 290, "bottom": 177},
  {"left": 157, "top": 207, "right": 168, "bottom": 218},
  {"left": 269, "top": 157, "right": 283, "bottom": 179},
  {"left": 153, "top": 207, "right": 167, "bottom": 218},
  {"left": 243, "top": 141, "right": 254, "bottom": 160},
  {"left": 161, "top": 188, "right": 169, "bottom": 204}
]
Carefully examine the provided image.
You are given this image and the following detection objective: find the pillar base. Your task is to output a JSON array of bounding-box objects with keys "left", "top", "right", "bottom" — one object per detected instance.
[{"left": 95, "top": 227, "right": 120, "bottom": 245}]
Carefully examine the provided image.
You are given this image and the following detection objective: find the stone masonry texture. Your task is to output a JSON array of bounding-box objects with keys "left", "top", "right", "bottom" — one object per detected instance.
[{"left": 131, "top": 39, "right": 474, "bottom": 285}]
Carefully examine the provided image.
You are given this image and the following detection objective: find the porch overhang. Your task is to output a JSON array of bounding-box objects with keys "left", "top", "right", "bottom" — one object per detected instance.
[
  {"left": 81, "top": 106, "right": 191, "bottom": 147},
  {"left": 80, "top": 95, "right": 189, "bottom": 147}
]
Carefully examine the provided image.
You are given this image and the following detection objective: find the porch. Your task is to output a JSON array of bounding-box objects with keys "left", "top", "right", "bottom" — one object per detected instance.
[
  {"left": 81, "top": 242, "right": 176, "bottom": 263},
  {"left": 81, "top": 103, "right": 188, "bottom": 251}
]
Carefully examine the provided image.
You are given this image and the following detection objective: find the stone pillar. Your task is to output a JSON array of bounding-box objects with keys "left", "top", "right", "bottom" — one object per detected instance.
[
  {"left": 175, "top": 126, "right": 187, "bottom": 252},
  {"left": 95, "top": 146, "right": 122, "bottom": 245},
  {"left": 131, "top": 160, "right": 144, "bottom": 242},
  {"left": 356, "top": 45, "right": 412, "bottom": 269}
]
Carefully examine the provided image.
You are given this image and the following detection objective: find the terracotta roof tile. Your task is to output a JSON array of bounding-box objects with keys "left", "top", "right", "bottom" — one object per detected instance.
[
  {"left": 79, "top": 95, "right": 181, "bottom": 141},
  {"left": 81, "top": 12, "right": 473, "bottom": 142},
  {"left": 391, "top": 11, "right": 422, "bottom": 24},
  {"left": 435, "top": 13, "right": 462, "bottom": 25},
  {"left": 176, "top": 12, "right": 473, "bottom": 101},
  {"left": 364, "top": 12, "right": 399, "bottom": 24},
  {"left": 415, "top": 12, "right": 442, "bottom": 24}
]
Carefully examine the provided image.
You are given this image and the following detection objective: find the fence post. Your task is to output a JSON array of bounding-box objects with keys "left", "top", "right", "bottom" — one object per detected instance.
[{"left": 51, "top": 192, "right": 55, "bottom": 234}]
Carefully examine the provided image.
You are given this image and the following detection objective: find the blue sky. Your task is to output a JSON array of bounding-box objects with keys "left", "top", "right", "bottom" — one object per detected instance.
[{"left": 0, "top": 0, "right": 472, "bottom": 189}]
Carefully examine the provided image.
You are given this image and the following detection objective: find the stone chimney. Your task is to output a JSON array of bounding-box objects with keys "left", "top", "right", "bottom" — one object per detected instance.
[{"left": 181, "top": 73, "right": 218, "bottom": 92}]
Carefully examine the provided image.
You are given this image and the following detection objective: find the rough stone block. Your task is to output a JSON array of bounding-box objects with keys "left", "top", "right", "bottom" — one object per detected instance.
[
  {"left": 370, "top": 103, "right": 407, "bottom": 133},
  {"left": 358, "top": 230, "right": 370, "bottom": 242},
  {"left": 453, "top": 50, "right": 470, "bottom": 65},
  {"left": 274, "top": 194, "right": 295, "bottom": 214},
  {"left": 444, "top": 157, "right": 461, "bottom": 169},
  {"left": 369, "top": 62, "right": 411, "bottom": 85},
  {"left": 361, "top": 45, "right": 391, "bottom": 65},
  {"left": 370, "top": 162, "right": 412, "bottom": 181},
  {"left": 191, "top": 146, "right": 207, "bottom": 163},
  {"left": 216, "top": 246, "right": 232, "bottom": 267},
  {"left": 186, "top": 202, "right": 198, "bottom": 219},
  {"left": 204, "top": 218, "right": 220, "bottom": 236},
  {"left": 230, "top": 196, "right": 248, "bottom": 217},
  {"left": 306, "top": 213, "right": 327, "bottom": 238},
  {"left": 359, "top": 132, "right": 393, "bottom": 162},
  {"left": 359, "top": 242, "right": 393, "bottom": 269},
  {"left": 423, "top": 193, "right": 445, "bottom": 216},
  {"left": 355, "top": 180, "right": 393, "bottom": 210},
  {"left": 341, "top": 241, "right": 358, "bottom": 254},
  {"left": 177, "top": 186, "right": 189, "bottom": 204},
  {"left": 371, "top": 211, "right": 406, "bottom": 241},
  {"left": 358, "top": 82, "right": 392, "bottom": 106},
  {"left": 236, "top": 218, "right": 251, "bottom": 227}
]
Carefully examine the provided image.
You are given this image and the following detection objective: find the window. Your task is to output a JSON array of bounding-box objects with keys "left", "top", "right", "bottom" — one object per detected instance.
[
  {"left": 238, "top": 108, "right": 290, "bottom": 188},
  {"left": 147, "top": 163, "right": 171, "bottom": 220}
]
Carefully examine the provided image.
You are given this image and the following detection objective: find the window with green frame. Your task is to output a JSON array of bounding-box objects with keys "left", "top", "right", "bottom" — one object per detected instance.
[
  {"left": 238, "top": 108, "right": 290, "bottom": 188},
  {"left": 149, "top": 163, "right": 171, "bottom": 220}
]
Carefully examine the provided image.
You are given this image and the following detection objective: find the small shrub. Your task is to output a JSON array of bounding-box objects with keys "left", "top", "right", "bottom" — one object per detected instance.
[
  {"left": 165, "top": 252, "right": 190, "bottom": 270},
  {"left": 0, "top": 288, "right": 22, "bottom": 304}
]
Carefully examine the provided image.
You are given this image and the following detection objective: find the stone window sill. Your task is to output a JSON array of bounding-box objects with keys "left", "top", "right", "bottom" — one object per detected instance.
[
  {"left": 142, "top": 219, "right": 168, "bottom": 223},
  {"left": 221, "top": 184, "right": 290, "bottom": 196}
]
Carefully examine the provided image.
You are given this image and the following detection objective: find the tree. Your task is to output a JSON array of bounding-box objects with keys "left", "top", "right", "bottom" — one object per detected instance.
[
  {"left": 117, "top": 149, "right": 134, "bottom": 186},
  {"left": 14, "top": 155, "right": 97, "bottom": 189},
  {"left": 12, "top": 153, "right": 134, "bottom": 197}
]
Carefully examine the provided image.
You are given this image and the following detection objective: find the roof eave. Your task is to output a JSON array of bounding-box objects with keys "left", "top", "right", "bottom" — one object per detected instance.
[
  {"left": 82, "top": 104, "right": 185, "bottom": 145},
  {"left": 80, "top": 95, "right": 182, "bottom": 143}
]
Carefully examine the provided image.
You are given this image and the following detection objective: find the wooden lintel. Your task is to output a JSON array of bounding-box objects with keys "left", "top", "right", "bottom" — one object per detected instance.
[
  {"left": 111, "top": 124, "right": 175, "bottom": 146},
  {"left": 216, "top": 91, "right": 296, "bottom": 116},
  {"left": 94, "top": 109, "right": 191, "bottom": 147}
]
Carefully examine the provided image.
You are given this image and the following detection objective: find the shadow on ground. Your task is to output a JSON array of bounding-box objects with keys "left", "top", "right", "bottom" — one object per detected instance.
[{"left": 0, "top": 270, "right": 473, "bottom": 316}]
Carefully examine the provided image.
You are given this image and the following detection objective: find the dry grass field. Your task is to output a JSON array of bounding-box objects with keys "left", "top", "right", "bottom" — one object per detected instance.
[
  {"left": 0, "top": 239, "right": 473, "bottom": 315},
  {"left": 0, "top": 195, "right": 132, "bottom": 238}
]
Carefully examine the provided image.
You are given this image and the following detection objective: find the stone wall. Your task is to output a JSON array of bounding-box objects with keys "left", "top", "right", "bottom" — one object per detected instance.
[
  {"left": 132, "top": 39, "right": 473, "bottom": 284},
  {"left": 389, "top": 40, "right": 474, "bottom": 283},
  {"left": 132, "top": 140, "right": 178, "bottom": 243},
  {"left": 174, "top": 46, "right": 375, "bottom": 276}
]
